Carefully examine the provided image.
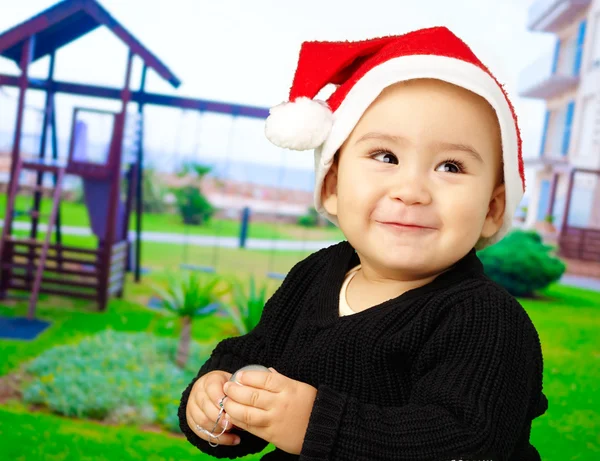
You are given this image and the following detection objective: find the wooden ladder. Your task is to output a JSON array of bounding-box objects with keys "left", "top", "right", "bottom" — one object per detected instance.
[{"left": 0, "top": 158, "right": 65, "bottom": 319}]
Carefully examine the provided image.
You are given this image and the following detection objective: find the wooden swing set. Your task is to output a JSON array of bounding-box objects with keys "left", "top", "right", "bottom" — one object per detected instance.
[{"left": 0, "top": 0, "right": 285, "bottom": 319}]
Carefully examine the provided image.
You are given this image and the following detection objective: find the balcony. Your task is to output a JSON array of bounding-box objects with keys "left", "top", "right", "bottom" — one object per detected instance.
[
  {"left": 518, "top": 50, "right": 580, "bottom": 99},
  {"left": 524, "top": 155, "right": 570, "bottom": 169},
  {"left": 528, "top": 0, "right": 591, "bottom": 32}
]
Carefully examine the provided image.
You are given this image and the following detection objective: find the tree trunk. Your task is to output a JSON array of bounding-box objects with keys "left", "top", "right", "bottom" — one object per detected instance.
[{"left": 176, "top": 315, "right": 191, "bottom": 368}]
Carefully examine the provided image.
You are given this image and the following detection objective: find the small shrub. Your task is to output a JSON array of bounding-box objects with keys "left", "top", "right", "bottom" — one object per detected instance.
[
  {"left": 478, "top": 229, "right": 566, "bottom": 297},
  {"left": 173, "top": 186, "right": 215, "bottom": 225},
  {"left": 172, "top": 161, "right": 215, "bottom": 225},
  {"left": 297, "top": 207, "right": 320, "bottom": 227},
  {"left": 21, "top": 329, "right": 217, "bottom": 432}
]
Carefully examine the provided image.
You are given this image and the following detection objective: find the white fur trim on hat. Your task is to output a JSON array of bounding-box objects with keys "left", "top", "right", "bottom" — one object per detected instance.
[
  {"left": 313, "top": 54, "right": 522, "bottom": 250},
  {"left": 265, "top": 97, "right": 333, "bottom": 151}
]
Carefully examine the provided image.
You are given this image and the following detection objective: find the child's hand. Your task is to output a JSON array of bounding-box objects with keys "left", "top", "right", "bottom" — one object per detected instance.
[
  {"left": 186, "top": 370, "right": 241, "bottom": 445},
  {"left": 222, "top": 367, "right": 317, "bottom": 455}
]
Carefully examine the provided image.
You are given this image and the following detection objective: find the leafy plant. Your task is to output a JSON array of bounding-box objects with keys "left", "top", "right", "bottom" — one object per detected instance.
[
  {"left": 21, "top": 329, "right": 216, "bottom": 432},
  {"left": 173, "top": 161, "right": 215, "bottom": 225},
  {"left": 298, "top": 206, "right": 320, "bottom": 227},
  {"left": 222, "top": 275, "right": 270, "bottom": 336},
  {"left": 544, "top": 214, "right": 555, "bottom": 224},
  {"left": 173, "top": 186, "right": 215, "bottom": 225},
  {"left": 177, "top": 161, "right": 211, "bottom": 179},
  {"left": 153, "top": 272, "right": 230, "bottom": 368},
  {"left": 478, "top": 229, "right": 566, "bottom": 297}
]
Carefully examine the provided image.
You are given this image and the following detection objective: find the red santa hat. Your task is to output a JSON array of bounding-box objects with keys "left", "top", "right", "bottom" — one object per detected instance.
[{"left": 265, "top": 26, "right": 525, "bottom": 249}]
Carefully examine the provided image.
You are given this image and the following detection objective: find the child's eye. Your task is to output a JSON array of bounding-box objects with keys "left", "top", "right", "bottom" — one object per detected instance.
[
  {"left": 370, "top": 150, "right": 398, "bottom": 164},
  {"left": 436, "top": 158, "right": 466, "bottom": 174},
  {"left": 370, "top": 150, "right": 466, "bottom": 174}
]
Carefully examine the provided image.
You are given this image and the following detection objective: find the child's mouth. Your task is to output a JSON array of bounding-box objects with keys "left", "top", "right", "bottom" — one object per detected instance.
[{"left": 377, "top": 221, "right": 436, "bottom": 232}]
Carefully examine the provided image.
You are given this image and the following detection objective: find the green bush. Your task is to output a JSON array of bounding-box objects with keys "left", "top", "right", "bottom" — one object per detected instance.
[
  {"left": 478, "top": 229, "right": 566, "bottom": 297},
  {"left": 173, "top": 186, "right": 215, "bottom": 225},
  {"left": 297, "top": 207, "right": 320, "bottom": 227},
  {"left": 173, "top": 161, "right": 215, "bottom": 225},
  {"left": 21, "top": 329, "right": 217, "bottom": 433}
]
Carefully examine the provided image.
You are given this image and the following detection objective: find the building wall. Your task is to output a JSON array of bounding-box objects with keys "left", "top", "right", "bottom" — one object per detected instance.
[
  {"left": 526, "top": 1, "right": 600, "bottom": 231},
  {"left": 590, "top": 180, "right": 600, "bottom": 227}
]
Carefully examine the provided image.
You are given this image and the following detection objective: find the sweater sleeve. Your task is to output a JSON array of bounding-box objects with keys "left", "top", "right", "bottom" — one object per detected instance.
[
  {"left": 178, "top": 249, "right": 324, "bottom": 459},
  {"left": 299, "top": 286, "right": 544, "bottom": 461},
  {"left": 177, "top": 324, "right": 271, "bottom": 459}
]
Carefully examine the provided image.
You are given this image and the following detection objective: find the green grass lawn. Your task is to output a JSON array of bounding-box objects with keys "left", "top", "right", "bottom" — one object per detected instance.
[
  {"left": 0, "top": 404, "right": 273, "bottom": 461},
  {"left": 0, "top": 194, "right": 345, "bottom": 242},
  {"left": 0, "top": 241, "right": 598, "bottom": 460}
]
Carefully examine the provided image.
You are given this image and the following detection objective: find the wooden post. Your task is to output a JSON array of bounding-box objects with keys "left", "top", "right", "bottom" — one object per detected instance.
[
  {"left": 8, "top": 36, "right": 35, "bottom": 180},
  {"left": 49, "top": 84, "right": 63, "bottom": 261},
  {"left": 98, "top": 50, "right": 134, "bottom": 311},
  {"left": 1, "top": 36, "right": 35, "bottom": 299},
  {"left": 27, "top": 50, "right": 57, "bottom": 284},
  {"left": 558, "top": 168, "right": 576, "bottom": 258},
  {"left": 546, "top": 171, "right": 559, "bottom": 219},
  {"left": 134, "top": 63, "right": 147, "bottom": 282},
  {"left": 560, "top": 168, "right": 576, "bottom": 231}
]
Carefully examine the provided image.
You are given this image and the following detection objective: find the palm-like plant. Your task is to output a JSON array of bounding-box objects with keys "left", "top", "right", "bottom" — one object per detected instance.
[
  {"left": 173, "top": 161, "right": 215, "bottom": 225},
  {"left": 154, "top": 272, "right": 230, "bottom": 368},
  {"left": 222, "top": 275, "right": 270, "bottom": 336}
]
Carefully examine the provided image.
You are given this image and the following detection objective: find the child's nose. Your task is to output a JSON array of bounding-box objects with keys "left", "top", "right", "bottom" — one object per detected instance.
[{"left": 386, "top": 173, "right": 432, "bottom": 206}]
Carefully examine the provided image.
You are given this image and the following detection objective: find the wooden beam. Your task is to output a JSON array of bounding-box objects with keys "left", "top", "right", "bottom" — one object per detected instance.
[
  {"left": 0, "top": 73, "right": 270, "bottom": 119},
  {"left": 8, "top": 237, "right": 99, "bottom": 255},
  {"left": 6, "top": 35, "right": 35, "bottom": 224},
  {"left": 546, "top": 171, "right": 559, "bottom": 218},
  {"left": 134, "top": 63, "right": 148, "bottom": 283}
]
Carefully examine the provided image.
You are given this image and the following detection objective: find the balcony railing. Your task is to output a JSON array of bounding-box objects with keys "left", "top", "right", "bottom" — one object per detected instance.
[
  {"left": 528, "top": 0, "right": 591, "bottom": 32},
  {"left": 518, "top": 49, "right": 580, "bottom": 99},
  {"left": 524, "top": 155, "right": 570, "bottom": 167}
]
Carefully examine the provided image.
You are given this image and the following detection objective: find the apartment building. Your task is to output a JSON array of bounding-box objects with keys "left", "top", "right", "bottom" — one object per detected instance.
[{"left": 519, "top": 0, "right": 600, "bottom": 237}]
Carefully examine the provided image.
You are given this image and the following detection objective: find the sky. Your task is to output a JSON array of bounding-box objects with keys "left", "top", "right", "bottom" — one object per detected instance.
[{"left": 0, "top": 0, "right": 554, "bottom": 194}]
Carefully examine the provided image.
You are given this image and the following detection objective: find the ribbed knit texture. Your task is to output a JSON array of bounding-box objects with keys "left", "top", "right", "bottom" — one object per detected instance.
[{"left": 178, "top": 241, "right": 548, "bottom": 460}]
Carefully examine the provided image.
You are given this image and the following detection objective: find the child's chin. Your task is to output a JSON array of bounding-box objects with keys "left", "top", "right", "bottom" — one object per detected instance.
[{"left": 376, "top": 255, "right": 431, "bottom": 273}]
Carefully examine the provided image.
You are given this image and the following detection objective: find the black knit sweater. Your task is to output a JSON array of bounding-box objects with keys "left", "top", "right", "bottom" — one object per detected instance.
[{"left": 178, "top": 240, "right": 548, "bottom": 460}]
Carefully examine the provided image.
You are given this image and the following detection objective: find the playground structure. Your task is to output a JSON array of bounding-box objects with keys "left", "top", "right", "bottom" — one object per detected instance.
[
  {"left": 557, "top": 168, "right": 600, "bottom": 263},
  {"left": 0, "top": 0, "right": 271, "bottom": 316},
  {"left": 0, "top": 107, "right": 140, "bottom": 315}
]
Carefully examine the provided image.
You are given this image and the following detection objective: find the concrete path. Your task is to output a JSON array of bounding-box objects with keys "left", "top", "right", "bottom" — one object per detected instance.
[
  {"left": 3, "top": 221, "right": 599, "bottom": 291},
  {"left": 558, "top": 274, "right": 600, "bottom": 292},
  {"left": 1, "top": 220, "right": 339, "bottom": 252}
]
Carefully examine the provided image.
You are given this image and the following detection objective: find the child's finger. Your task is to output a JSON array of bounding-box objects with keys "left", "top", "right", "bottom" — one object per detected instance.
[
  {"left": 201, "top": 377, "right": 231, "bottom": 425},
  {"left": 187, "top": 406, "right": 240, "bottom": 445}
]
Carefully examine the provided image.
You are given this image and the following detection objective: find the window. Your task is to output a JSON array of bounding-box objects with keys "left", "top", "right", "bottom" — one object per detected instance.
[
  {"left": 573, "top": 19, "right": 587, "bottom": 75},
  {"left": 537, "top": 179, "right": 551, "bottom": 221},
  {"left": 543, "top": 100, "right": 576, "bottom": 157},
  {"left": 561, "top": 100, "right": 575, "bottom": 156}
]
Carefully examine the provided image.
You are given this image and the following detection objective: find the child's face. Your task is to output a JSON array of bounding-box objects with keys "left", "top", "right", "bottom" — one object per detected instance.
[{"left": 321, "top": 78, "right": 506, "bottom": 278}]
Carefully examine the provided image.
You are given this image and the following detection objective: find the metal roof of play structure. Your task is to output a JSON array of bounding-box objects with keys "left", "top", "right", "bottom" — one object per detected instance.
[{"left": 0, "top": 0, "right": 181, "bottom": 88}]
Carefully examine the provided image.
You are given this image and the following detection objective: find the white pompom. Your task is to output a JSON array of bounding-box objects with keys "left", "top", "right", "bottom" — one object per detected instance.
[{"left": 264, "top": 97, "right": 333, "bottom": 151}]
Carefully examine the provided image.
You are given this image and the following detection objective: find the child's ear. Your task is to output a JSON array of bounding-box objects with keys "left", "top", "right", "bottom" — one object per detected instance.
[
  {"left": 481, "top": 182, "right": 506, "bottom": 239},
  {"left": 321, "top": 159, "right": 339, "bottom": 217}
]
